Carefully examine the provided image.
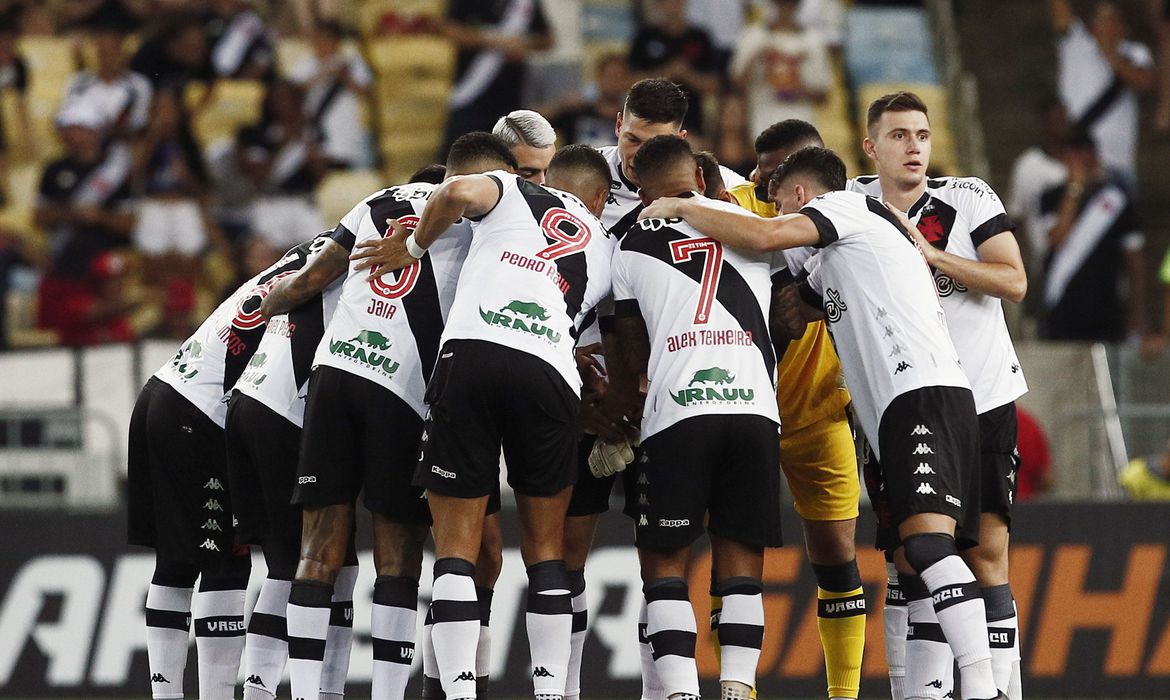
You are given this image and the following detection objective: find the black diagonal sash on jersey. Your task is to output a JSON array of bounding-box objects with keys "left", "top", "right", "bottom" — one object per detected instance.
[
  {"left": 610, "top": 202, "right": 646, "bottom": 239},
  {"left": 288, "top": 294, "right": 326, "bottom": 390},
  {"left": 865, "top": 197, "right": 919, "bottom": 247},
  {"left": 517, "top": 179, "right": 589, "bottom": 336},
  {"left": 368, "top": 192, "right": 445, "bottom": 382},
  {"left": 622, "top": 227, "right": 776, "bottom": 378},
  {"left": 1074, "top": 75, "right": 1126, "bottom": 133}
]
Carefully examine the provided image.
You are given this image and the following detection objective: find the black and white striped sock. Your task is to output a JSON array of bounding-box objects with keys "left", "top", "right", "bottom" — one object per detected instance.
[
  {"left": 983, "top": 584, "right": 1018, "bottom": 693},
  {"left": 564, "top": 570, "right": 587, "bottom": 700},
  {"left": 193, "top": 567, "right": 250, "bottom": 700},
  {"left": 644, "top": 577, "right": 700, "bottom": 698},
  {"left": 526, "top": 560, "right": 572, "bottom": 699},
  {"left": 476, "top": 586, "right": 494, "bottom": 697},
  {"left": 286, "top": 580, "right": 333, "bottom": 700},
  {"left": 431, "top": 558, "right": 480, "bottom": 700},
  {"left": 715, "top": 577, "right": 764, "bottom": 691},
  {"left": 638, "top": 594, "right": 665, "bottom": 700},
  {"left": 372, "top": 575, "right": 419, "bottom": 700},
  {"left": 902, "top": 573, "right": 954, "bottom": 700},
  {"left": 146, "top": 563, "right": 197, "bottom": 700},
  {"left": 320, "top": 565, "right": 357, "bottom": 700},
  {"left": 242, "top": 577, "right": 290, "bottom": 700},
  {"left": 883, "top": 561, "right": 908, "bottom": 700}
]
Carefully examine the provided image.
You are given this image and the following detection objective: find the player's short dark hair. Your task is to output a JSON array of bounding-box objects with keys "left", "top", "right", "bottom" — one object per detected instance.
[
  {"left": 409, "top": 163, "right": 446, "bottom": 184},
  {"left": 624, "top": 78, "right": 688, "bottom": 126},
  {"left": 754, "top": 119, "right": 823, "bottom": 155},
  {"left": 547, "top": 144, "right": 611, "bottom": 190},
  {"left": 632, "top": 135, "right": 694, "bottom": 185},
  {"left": 1062, "top": 127, "right": 1097, "bottom": 153},
  {"left": 446, "top": 132, "right": 518, "bottom": 172},
  {"left": 770, "top": 146, "right": 847, "bottom": 193},
  {"left": 693, "top": 151, "right": 725, "bottom": 198},
  {"left": 866, "top": 91, "right": 930, "bottom": 134}
]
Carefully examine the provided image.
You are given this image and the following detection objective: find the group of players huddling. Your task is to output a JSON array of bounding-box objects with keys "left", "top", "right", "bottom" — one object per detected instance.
[{"left": 128, "top": 78, "right": 1028, "bottom": 700}]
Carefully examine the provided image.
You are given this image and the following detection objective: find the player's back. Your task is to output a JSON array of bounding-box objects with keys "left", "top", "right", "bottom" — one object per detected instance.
[
  {"left": 614, "top": 201, "right": 780, "bottom": 439},
  {"left": 156, "top": 236, "right": 326, "bottom": 426},
  {"left": 442, "top": 171, "right": 615, "bottom": 395},
  {"left": 797, "top": 190, "right": 968, "bottom": 446},
  {"left": 314, "top": 182, "right": 473, "bottom": 418}
]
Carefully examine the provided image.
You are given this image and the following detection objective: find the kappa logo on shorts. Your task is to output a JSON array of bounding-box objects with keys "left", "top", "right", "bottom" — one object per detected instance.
[
  {"left": 298, "top": 476, "right": 317, "bottom": 484},
  {"left": 431, "top": 465, "right": 456, "bottom": 479},
  {"left": 913, "top": 443, "right": 934, "bottom": 455},
  {"left": 200, "top": 538, "right": 220, "bottom": 551},
  {"left": 203, "top": 478, "right": 224, "bottom": 490},
  {"left": 638, "top": 514, "right": 648, "bottom": 526},
  {"left": 946, "top": 494, "right": 962, "bottom": 507},
  {"left": 916, "top": 482, "right": 937, "bottom": 495},
  {"left": 911, "top": 424, "right": 933, "bottom": 436},
  {"left": 658, "top": 518, "right": 690, "bottom": 527},
  {"left": 201, "top": 519, "right": 223, "bottom": 531},
  {"left": 203, "top": 499, "right": 223, "bottom": 511},
  {"left": 914, "top": 463, "right": 935, "bottom": 475}
]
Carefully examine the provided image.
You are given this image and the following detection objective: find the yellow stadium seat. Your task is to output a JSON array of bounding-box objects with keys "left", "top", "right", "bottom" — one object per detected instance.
[
  {"left": 277, "top": 38, "right": 314, "bottom": 78},
  {"left": 19, "top": 36, "right": 75, "bottom": 95},
  {"left": 315, "top": 169, "right": 386, "bottom": 225},
  {"left": 187, "top": 80, "right": 265, "bottom": 148},
  {"left": 381, "top": 130, "right": 443, "bottom": 178},
  {"left": 366, "top": 36, "right": 454, "bottom": 83},
  {"left": 358, "top": 0, "right": 445, "bottom": 37}
]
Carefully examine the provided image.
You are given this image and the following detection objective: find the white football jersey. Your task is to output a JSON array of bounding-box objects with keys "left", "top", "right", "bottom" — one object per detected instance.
[
  {"left": 848, "top": 175, "right": 1027, "bottom": 413},
  {"left": 796, "top": 190, "right": 970, "bottom": 460},
  {"left": 155, "top": 236, "right": 327, "bottom": 427},
  {"left": 441, "top": 171, "right": 616, "bottom": 395},
  {"left": 233, "top": 272, "right": 343, "bottom": 427},
  {"left": 312, "top": 182, "right": 472, "bottom": 418},
  {"left": 613, "top": 198, "right": 781, "bottom": 438}
]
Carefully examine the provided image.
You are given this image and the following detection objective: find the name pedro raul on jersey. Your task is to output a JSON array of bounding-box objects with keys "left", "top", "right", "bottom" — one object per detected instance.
[
  {"left": 312, "top": 182, "right": 472, "bottom": 418},
  {"left": 796, "top": 190, "right": 969, "bottom": 460},
  {"left": 613, "top": 197, "right": 781, "bottom": 439},
  {"left": 155, "top": 235, "right": 329, "bottom": 427},
  {"left": 848, "top": 175, "right": 1026, "bottom": 413},
  {"left": 440, "top": 170, "right": 615, "bottom": 395}
]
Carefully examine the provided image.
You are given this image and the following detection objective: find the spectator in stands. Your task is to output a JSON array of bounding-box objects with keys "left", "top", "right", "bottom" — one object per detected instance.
[
  {"left": 797, "top": 0, "right": 846, "bottom": 52},
  {"left": 208, "top": 0, "right": 276, "bottom": 81},
  {"left": 1008, "top": 97, "right": 1070, "bottom": 279},
  {"left": 1142, "top": 248, "right": 1170, "bottom": 359},
  {"left": 685, "top": 0, "right": 744, "bottom": 73},
  {"left": 132, "top": 88, "right": 228, "bottom": 337},
  {"left": 1120, "top": 437, "right": 1170, "bottom": 500},
  {"left": 130, "top": 14, "right": 213, "bottom": 93},
  {"left": 1050, "top": 0, "right": 1156, "bottom": 183},
  {"left": 0, "top": 16, "right": 29, "bottom": 202},
  {"left": 1036, "top": 129, "right": 1146, "bottom": 342},
  {"left": 1152, "top": 0, "right": 1170, "bottom": 132},
  {"left": 57, "top": 12, "right": 153, "bottom": 141},
  {"left": 628, "top": 0, "right": 721, "bottom": 136},
  {"left": 547, "top": 52, "right": 629, "bottom": 148},
  {"left": 729, "top": 0, "right": 832, "bottom": 140},
  {"left": 711, "top": 94, "right": 757, "bottom": 178},
  {"left": 234, "top": 79, "right": 327, "bottom": 274},
  {"left": 287, "top": 20, "right": 374, "bottom": 169},
  {"left": 1015, "top": 406, "right": 1053, "bottom": 501},
  {"left": 440, "top": 0, "right": 552, "bottom": 153},
  {"left": 34, "top": 104, "right": 139, "bottom": 345},
  {"left": 59, "top": 0, "right": 148, "bottom": 29}
]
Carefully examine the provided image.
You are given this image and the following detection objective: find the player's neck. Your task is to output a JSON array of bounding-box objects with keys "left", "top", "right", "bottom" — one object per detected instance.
[{"left": 878, "top": 174, "right": 926, "bottom": 213}]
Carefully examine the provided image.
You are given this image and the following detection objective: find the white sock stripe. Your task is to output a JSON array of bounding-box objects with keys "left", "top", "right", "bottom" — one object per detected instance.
[
  {"left": 919, "top": 555, "right": 976, "bottom": 592},
  {"left": 718, "top": 593, "right": 763, "bottom": 626},
  {"left": 645, "top": 599, "right": 697, "bottom": 635},
  {"left": 192, "top": 588, "right": 246, "bottom": 614},
  {"left": 147, "top": 584, "right": 193, "bottom": 612},
  {"left": 252, "top": 579, "right": 292, "bottom": 616},
  {"left": 285, "top": 604, "right": 332, "bottom": 639}
]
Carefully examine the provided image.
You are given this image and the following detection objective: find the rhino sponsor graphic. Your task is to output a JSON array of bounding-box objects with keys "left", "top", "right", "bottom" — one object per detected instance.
[
  {"left": 479, "top": 300, "right": 562, "bottom": 344},
  {"left": 671, "top": 367, "right": 755, "bottom": 407},
  {"left": 238, "top": 352, "right": 268, "bottom": 388},
  {"left": 171, "top": 340, "right": 202, "bottom": 380},
  {"left": 349, "top": 330, "right": 392, "bottom": 351},
  {"left": 328, "top": 330, "right": 400, "bottom": 377}
]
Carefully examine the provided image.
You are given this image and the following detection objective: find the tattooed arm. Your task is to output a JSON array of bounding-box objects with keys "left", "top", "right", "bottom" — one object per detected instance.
[{"left": 260, "top": 239, "right": 349, "bottom": 319}]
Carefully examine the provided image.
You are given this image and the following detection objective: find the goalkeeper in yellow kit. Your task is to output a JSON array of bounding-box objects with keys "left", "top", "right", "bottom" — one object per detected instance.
[{"left": 712, "top": 120, "right": 865, "bottom": 700}]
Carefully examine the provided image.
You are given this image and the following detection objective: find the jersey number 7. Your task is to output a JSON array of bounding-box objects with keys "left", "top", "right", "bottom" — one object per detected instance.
[
  {"left": 370, "top": 215, "right": 422, "bottom": 299},
  {"left": 670, "top": 237, "right": 723, "bottom": 324}
]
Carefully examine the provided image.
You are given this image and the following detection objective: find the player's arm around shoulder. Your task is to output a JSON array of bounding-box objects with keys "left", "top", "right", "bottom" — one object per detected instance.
[
  {"left": 639, "top": 195, "right": 820, "bottom": 254},
  {"left": 260, "top": 238, "right": 349, "bottom": 320}
]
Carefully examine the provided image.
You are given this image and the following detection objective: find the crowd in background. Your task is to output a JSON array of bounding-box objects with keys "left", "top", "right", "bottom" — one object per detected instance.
[{"left": 0, "top": 0, "right": 1166, "bottom": 375}]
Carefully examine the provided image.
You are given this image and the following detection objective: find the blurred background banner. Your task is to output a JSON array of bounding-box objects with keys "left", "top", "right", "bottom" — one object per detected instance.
[{"left": 3, "top": 503, "right": 1170, "bottom": 698}]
